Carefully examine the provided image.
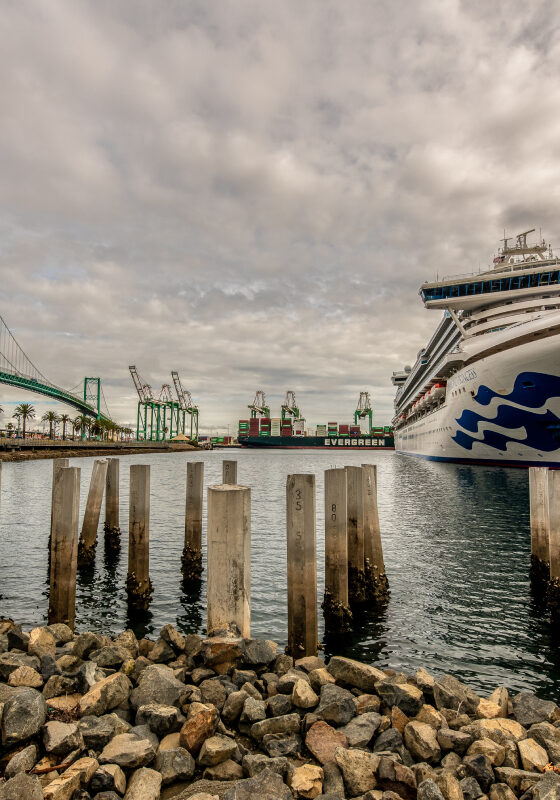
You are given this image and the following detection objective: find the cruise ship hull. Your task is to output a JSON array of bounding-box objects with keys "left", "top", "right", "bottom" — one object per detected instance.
[{"left": 395, "top": 333, "right": 560, "bottom": 467}]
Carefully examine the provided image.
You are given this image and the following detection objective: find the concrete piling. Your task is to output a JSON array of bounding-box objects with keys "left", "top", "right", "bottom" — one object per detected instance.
[
  {"left": 104, "top": 457, "right": 121, "bottom": 552},
  {"left": 547, "top": 470, "right": 560, "bottom": 614},
  {"left": 286, "top": 474, "right": 318, "bottom": 657},
  {"left": 207, "top": 483, "right": 251, "bottom": 638},
  {"left": 222, "top": 460, "right": 238, "bottom": 485},
  {"left": 323, "top": 468, "right": 352, "bottom": 633},
  {"left": 49, "top": 466, "right": 80, "bottom": 628},
  {"left": 345, "top": 465, "right": 366, "bottom": 605},
  {"left": 529, "top": 466, "right": 550, "bottom": 583},
  {"left": 49, "top": 458, "right": 69, "bottom": 568},
  {"left": 126, "top": 464, "right": 153, "bottom": 611},
  {"left": 182, "top": 461, "right": 204, "bottom": 582},
  {"left": 78, "top": 459, "right": 108, "bottom": 566},
  {"left": 362, "top": 463, "right": 389, "bottom": 601}
]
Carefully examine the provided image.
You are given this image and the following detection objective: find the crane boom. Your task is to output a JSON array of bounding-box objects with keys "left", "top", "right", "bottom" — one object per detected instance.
[
  {"left": 171, "top": 370, "right": 197, "bottom": 411},
  {"left": 129, "top": 365, "right": 154, "bottom": 402},
  {"left": 248, "top": 390, "right": 270, "bottom": 418},
  {"left": 354, "top": 391, "right": 373, "bottom": 434},
  {"left": 281, "top": 390, "right": 300, "bottom": 420}
]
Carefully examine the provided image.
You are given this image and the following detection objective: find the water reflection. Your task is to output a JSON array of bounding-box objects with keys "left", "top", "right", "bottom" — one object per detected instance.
[{"left": 0, "top": 451, "right": 559, "bottom": 699}]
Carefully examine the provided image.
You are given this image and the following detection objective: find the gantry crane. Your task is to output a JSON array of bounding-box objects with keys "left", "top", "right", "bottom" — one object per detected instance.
[
  {"left": 248, "top": 390, "right": 270, "bottom": 418},
  {"left": 281, "top": 390, "right": 300, "bottom": 421},
  {"left": 129, "top": 366, "right": 180, "bottom": 441},
  {"left": 354, "top": 391, "right": 373, "bottom": 434},
  {"left": 171, "top": 370, "right": 199, "bottom": 441}
]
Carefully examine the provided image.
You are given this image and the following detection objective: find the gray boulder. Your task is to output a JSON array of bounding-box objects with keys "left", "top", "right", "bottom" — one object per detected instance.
[
  {"left": 43, "top": 719, "right": 84, "bottom": 755},
  {"left": 136, "top": 702, "right": 185, "bottom": 735},
  {"left": 91, "top": 763, "right": 127, "bottom": 794},
  {"left": 0, "top": 652, "right": 40, "bottom": 681},
  {"left": 339, "top": 711, "right": 382, "bottom": 747},
  {"left": 250, "top": 712, "right": 300, "bottom": 740},
  {"left": 0, "top": 773, "right": 44, "bottom": 800},
  {"left": 243, "top": 639, "right": 278, "bottom": 666},
  {"left": 155, "top": 746, "right": 196, "bottom": 785},
  {"left": 1, "top": 687, "right": 47, "bottom": 745},
  {"left": 512, "top": 692, "right": 560, "bottom": 728},
  {"left": 433, "top": 674, "right": 480, "bottom": 715},
  {"left": 263, "top": 732, "right": 302, "bottom": 757},
  {"left": 4, "top": 743, "right": 37, "bottom": 779},
  {"left": 375, "top": 678, "right": 424, "bottom": 716},
  {"left": 418, "top": 779, "right": 446, "bottom": 800},
  {"left": 242, "top": 753, "right": 290, "bottom": 778},
  {"left": 533, "top": 772, "right": 560, "bottom": 800},
  {"left": 130, "top": 664, "right": 188, "bottom": 709},
  {"left": 222, "top": 768, "right": 292, "bottom": 799},
  {"left": 315, "top": 683, "right": 356, "bottom": 726}
]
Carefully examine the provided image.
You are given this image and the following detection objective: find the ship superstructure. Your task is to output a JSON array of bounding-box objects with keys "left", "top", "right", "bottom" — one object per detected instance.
[{"left": 392, "top": 230, "right": 560, "bottom": 466}]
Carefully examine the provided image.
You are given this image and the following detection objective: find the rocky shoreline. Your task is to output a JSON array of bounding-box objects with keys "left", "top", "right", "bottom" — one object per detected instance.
[{"left": 0, "top": 620, "right": 559, "bottom": 800}]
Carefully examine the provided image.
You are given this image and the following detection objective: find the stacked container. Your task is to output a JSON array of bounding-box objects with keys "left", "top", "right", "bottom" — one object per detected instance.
[
  {"left": 249, "top": 418, "right": 260, "bottom": 436},
  {"left": 350, "top": 425, "right": 361, "bottom": 436},
  {"left": 372, "top": 426, "right": 383, "bottom": 437},
  {"left": 260, "top": 418, "right": 271, "bottom": 437},
  {"left": 328, "top": 422, "right": 338, "bottom": 436},
  {"left": 281, "top": 421, "right": 292, "bottom": 437},
  {"left": 238, "top": 420, "right": 249, "bottom": 436},
  {"left": 317, "top": 424, "right": 327, "bottom": 436},
  {"left": 271, "top": 418, "right": 282, "bottom": 436},
  {"left": 338, "top": 424, "right": 349, "bottom": 436},
  {"left": 294, "top": 419, "right": 305, "bottom": 435}
]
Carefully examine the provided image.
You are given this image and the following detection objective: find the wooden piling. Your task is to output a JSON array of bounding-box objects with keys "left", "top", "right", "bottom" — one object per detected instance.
[
  {"left": 547, "top": 470, "right": 560, "bottom": 614},
  {"left": 78, "top": 459, "right": 108, "bottom": 566},
  {"left": 529, "top": 466, "right": 550, "bottom": 583},
  {"left": 126, "top": 464, "right": 153, "bottom": 611},
  {"left": 104, "top": 457, "right": 121, "bottom": 551},
  {"left": 207, "top": 484, "right": 251, "bottom": 638},
  {"left": 182, "top": 461, "right": 204, "bottom": 582},
  {"left": 222, "top": 460, "right": 238, "bottom": 485},
  {"left": 323, "top": 468, "right": 352, "bottom": 633},
  {"left": 286, "top": 474, "right": 318, "bottom": 657},
  {"left": 345, "top": 465, "right": 366, "bottom": 605},
  {"left": 49, "top": 466, "right": 80, "bottom": 628},
  {"left": 362, "top": 463, "right": 389, "bottom": 601}
]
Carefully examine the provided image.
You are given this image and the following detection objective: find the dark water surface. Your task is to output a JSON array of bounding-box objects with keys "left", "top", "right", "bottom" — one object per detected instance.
[{"left": 1, "top": 450, "right": 559, "bottom": 700}]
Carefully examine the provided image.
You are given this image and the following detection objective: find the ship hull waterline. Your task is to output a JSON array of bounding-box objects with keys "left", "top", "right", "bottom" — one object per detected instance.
[{"left": 238, "top": 435, "right": 394, "bottom": 450}]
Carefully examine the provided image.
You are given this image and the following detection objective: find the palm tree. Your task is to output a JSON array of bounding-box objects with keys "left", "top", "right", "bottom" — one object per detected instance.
[
  {"left": 59, "top": 413, "right": 71, "bottom": 440},
  {"left": 74, "top": 414, "right": 90, "bottom": 440},
  {"left": 42, "top": 411, "right": 60, "bottom": 440},
  {"left": 13, "top": 403, "right": 35, "bottom": 439}
]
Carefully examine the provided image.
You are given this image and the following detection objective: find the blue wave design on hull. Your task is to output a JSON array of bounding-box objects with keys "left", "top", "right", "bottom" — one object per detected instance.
[{"left": 453, "top": 371, "right": 560, "bottom": 453}]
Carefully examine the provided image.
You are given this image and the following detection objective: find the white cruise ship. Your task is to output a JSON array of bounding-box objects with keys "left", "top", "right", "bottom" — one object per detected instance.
[{"left": 392, "top": 229, "right": 560, "bottom": 467}]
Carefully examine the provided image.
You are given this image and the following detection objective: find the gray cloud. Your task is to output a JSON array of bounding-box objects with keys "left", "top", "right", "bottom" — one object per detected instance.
[{"left": 1, "top": 0, "right": 559, "bottom": 430}]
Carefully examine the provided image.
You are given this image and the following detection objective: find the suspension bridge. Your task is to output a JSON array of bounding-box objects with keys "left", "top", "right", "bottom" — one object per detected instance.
[{"left": 0, "top": 314, "right": 111, "bottom": 421}]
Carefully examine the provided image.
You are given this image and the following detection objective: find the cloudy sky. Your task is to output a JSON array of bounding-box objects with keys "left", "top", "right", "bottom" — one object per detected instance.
[{"left": 1, "top": 0, "right": 559, "bottom": 433}]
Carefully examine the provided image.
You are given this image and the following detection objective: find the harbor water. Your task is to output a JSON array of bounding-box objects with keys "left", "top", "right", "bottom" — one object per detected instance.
[{"left": 1, "top": 450, "right": 559, "bottom": 700}]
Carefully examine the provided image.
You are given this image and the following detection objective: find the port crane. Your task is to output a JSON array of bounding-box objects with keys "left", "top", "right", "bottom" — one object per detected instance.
[
  {"left": 281, "top": 390, "right": 300, "bottom": 421},
  {"left": 130, "top": 366, "right": 197, "bottom": 441},
  {"left": 354, "top": 391, "right": 373, "bottom": 434},
  {"left": 171, "top": 370, "right": 199, "bottom": 441},
  {"left": 248, "top": 390, "right": 270, "bottom": 418}
]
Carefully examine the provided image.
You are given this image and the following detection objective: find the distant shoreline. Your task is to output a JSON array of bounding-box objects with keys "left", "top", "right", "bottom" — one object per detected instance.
[{"left": 0, "top": 440, "right": 198, "bottom": 462}]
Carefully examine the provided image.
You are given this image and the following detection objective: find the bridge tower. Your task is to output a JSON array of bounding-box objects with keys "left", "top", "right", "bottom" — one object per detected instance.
[{"left": 83, "top": 378, "right": 101, "bottom": 419}]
